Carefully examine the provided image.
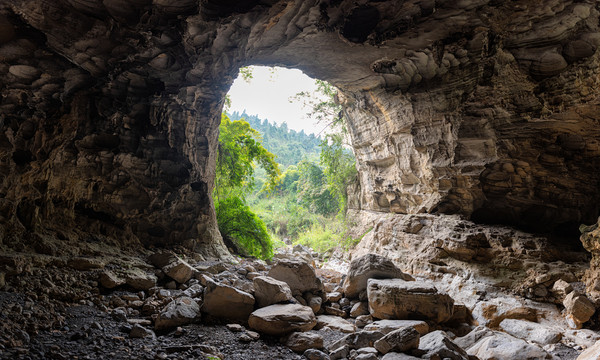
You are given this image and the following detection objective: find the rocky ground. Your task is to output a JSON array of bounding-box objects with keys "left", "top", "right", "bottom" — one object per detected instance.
[{"left": 1, "top": 216, "right": 600, "bottom": 360}]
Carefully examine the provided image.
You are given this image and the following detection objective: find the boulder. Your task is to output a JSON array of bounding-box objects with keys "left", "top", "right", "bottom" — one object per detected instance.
[
  {"left": 564, "top": 292, "right": 596, "bottom": 329},
  {"left": 306, "top": 293, "right": 323, "bottom": 314},
  {"left": 202, "top": 279, "right": 255, "bottom": 321},
  {"left": 577, "top": 340, "right": 600, "bottom": 360},
  {"left": 149, "top": 251, "right": 195, "bottom": 284},
  {"left": 343, "top": 254, "right": 413, "bottom": 299},
  {"left": 99, "top": 270, "right": 125, "bottom": 289},
  {"left": 499, "top": 319, "right": 561, "bottom": 345},
  {"left": 315, "top": 315, "right": 356, "bottom": 333},
  {"left": 268, "top": 259, "right": 322, "bottom": 295},
  {"left": 329, "top": 330, "right": 385, "bottom": 350},
  {"left": 248, "top": 304, "right": 316, "bottom": 336},
  {"left": 551, "top": 279, "right": 573, "bottom": 301},
  {"left": 381, "top": 353, "right": 421, "bottom": 360},
  {"left": 364, "top": 320, "right": 429, "bottom": 336},
  {"left": 463, "top": 331, "right": 550, "bottom": 360},
  {"left": 283, "top": 331, "right": 324, "bottom": 353},
  {"left": 304, "top": 349, "right": 330, "bottom": 360},
  {"left": 154, "top": 296, "right": 200, "bottom": 331},
  {"left": 123, "top": 268, "right": 157, "bottom": 290},
  {"left": 350, "top": 301, "right": 370, "bottom": 317},
  {"left": 373, "top": 326, "right": 420, "bottom": 354},
  {"left": 253, "top": 276, "right": 293, "bottom": 308},
  {"left": 418, "top": 330, "right": 469, "bottom": 360},
  {"left": 367, "top": 279, "right": 454, "bottom": 323}
]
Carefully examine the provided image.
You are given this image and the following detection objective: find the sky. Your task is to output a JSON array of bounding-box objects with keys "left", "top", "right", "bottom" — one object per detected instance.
[{"left": 227, "top": 66, "right": 326, "bottom": 135}]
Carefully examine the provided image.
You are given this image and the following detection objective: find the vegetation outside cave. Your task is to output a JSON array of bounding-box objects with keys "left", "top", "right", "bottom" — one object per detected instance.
[{"left": 215, "top": 66, "right": 359, "bottom": 260}]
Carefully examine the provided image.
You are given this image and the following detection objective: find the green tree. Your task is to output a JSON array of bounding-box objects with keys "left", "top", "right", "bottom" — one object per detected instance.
[
  {"left": 320, "top": 133, "right": 357, "bottom": 214},
  {"left": 215, "top": 113, "right": 280, "bottom": 259},
  {"left": 296, "top": 160, "right": 337, "bottom": 216}
]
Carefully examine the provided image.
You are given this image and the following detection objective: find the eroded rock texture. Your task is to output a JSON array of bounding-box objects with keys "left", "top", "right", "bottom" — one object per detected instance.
[{"left": 0, "top": 0, "right": 599, "bottom": 252}]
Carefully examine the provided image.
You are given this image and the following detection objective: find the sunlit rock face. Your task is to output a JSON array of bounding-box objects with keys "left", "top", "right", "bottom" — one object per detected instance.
[{"left": 0, "top": 0, "right": 598, "bottom": 253}]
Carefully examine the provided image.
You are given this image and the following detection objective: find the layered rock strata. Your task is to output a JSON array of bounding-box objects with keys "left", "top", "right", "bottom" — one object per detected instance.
[{"left": 0, "top": 0, "right": 599, "bottom": 253}]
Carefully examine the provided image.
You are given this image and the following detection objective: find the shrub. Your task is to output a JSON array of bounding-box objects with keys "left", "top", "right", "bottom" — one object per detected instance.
[{"left": 215, "top": 196, "right": 273, "bottom": 260}]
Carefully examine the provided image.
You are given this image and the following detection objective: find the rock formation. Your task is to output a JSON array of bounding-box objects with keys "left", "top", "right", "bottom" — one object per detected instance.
[{"left": 0, "top": 0, "right": 598, "bottom": 258}]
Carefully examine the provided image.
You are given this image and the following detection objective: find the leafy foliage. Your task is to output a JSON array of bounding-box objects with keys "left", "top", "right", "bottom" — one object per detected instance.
[
  {"left": 215, "top": 196, "right": 273, "bottom": 259},
  {"left": 291, "top": 79, "right": 344, "bottom": 132},
  {"left": 228, "top": 111, "right": 321, "bottom": 167},
  {"left": 215, "top": 114, "right": 280, "bottom": 259},
  {"left": 216, "top": 113, "right": 280, "bottom": 199},
  {"left": 296, "top": 160, "right": 337, "bottom": 216},
  {"left": 319, "top": 133, "right": 357, "bottom": 213}
]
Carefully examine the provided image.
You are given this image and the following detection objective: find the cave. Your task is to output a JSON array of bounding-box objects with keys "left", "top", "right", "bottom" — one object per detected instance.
[{"left": 1, "top": 1, "right": 600, "bottom": 359}]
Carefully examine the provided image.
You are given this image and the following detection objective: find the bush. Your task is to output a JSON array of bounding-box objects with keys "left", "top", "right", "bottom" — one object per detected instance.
[{"left": 215, "top": 196, "right": 273, "bottom": 260}]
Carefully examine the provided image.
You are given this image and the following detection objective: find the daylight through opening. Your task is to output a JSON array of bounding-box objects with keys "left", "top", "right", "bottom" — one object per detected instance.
[{"left": 215, "top": 66, "right": 357, "bottom": 260}]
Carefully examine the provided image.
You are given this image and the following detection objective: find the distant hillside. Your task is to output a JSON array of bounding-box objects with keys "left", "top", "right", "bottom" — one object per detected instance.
[{"left": 228, "top": 111, "right": 321, "bottom": 167}]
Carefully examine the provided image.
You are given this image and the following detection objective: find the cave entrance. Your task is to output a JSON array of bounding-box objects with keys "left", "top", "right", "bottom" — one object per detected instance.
[{"left": 215, "top": 66, "right": 356, "bottom": 259}]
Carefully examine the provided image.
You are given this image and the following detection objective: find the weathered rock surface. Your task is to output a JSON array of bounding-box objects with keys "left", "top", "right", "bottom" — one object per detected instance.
[
  {"left": 343, "top": 254, "right": 413, "bottom": 299},
  {"left": 364, "top": 320, "right": 429, "bottom": 336},
  {"left": 577, "top": 340, "right": 600, "bottom": 360},
  {"left": 248, "top": 304, "right": 317, "bottom": 336},
  {"left": 268, "top": 259, "right": 322, "bottom": 295},
  {"left": 283, "top": 332, "right": 324, "bottom": 353},
  {"left": 315, "top": 315, "right": 356, "bottom": 333},
  {"left": 581, "top": 218, "right": 600, "bottom": 301},
  {"left": 373, "top": 326, "right": 420, "bottom": 355},
  {"left": 563, "top": 292, "right": 596, "bottom": 329},
  {"left": 367, "top": 279, "right": 454, "bottom": 323},
  {"left": 154, "top": 297, "right": 200, "bottom": 331},
  {"left": 499, "top": 319, "right": 562, "bottom": 345},
  {"left": 202, "top": 279, "right": 255, "bottom": 321},
  {"left": 149, "top": 252, "right": 195, "bottom": 284},
  {"left": 253, "top": 276, "right": 293, "bottom": 308},
  {"left": 456, "top": 327, "right": 550, "bottom": 360},
  {"left": 1, "top": 0, "right": 599, "bottom": 265},
  {"left": 418, "top": 330, "right": 469, "bottom": 360}
]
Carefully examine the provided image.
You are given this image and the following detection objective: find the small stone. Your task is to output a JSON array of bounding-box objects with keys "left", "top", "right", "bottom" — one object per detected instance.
[
  {"left": 154, "top": 297, "right": 200, "bottom": 331},
  {"left": 226, "top": 323, "right": 245, "bottom": 332},
  {"left": 245, "top": 330, "right": 260, "bottom": 340},
  {"left": 315, "top": 315, "right": 355, "bottom": 333},
  {"left": 327, "top": 292, "right": 343, "bottom": 302},
  {"left": 303, "top": 348, "right": 330, "bottom": 360},
  {"left": 324, "top": 306, "right": 346, "bottom": 317},
  {"left": 564, "top": 292, "right": 595, "bottom": 329},
  {"left": 283, "top": 332, "right": 324, "bottom": 353},
  {"left": 329, "top": 345, "right": 350, "bottom": 360},
  {"left": 305, "top": 293, "right": 323, "bottom": 314},
  {"left": 355, "top": 315, "right": 373, "bottom": 328},
  {"left": 129, "top": 324, "right": 155, "bottom": 338},
  {"left": 552, "top": 279, "right": 573, "bottom": 300},
  {"left": 111, "top": 308, "right": 128, "bottom": 322},
  {"left": 350, "top": 302, "right": 369, "bottom": 318},
  {"left": 124, "top": 268, "right": 157, "bottom": 291}
]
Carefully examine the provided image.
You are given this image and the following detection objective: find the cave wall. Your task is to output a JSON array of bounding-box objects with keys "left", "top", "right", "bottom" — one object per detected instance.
[{"left": 0, "top": 0, "right": 599, "bottom": 254}]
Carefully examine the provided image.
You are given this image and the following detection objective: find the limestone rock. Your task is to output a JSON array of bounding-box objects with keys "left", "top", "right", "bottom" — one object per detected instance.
[
  {"left": 381, "top": 354, "right": 421, "bottom": 360},
  {"left": 551, "top": 279, "right": 573, "bottom": 302},
  {"left": 149, "top": 251, "right": 195, "bottom": 284},
  {"left": 466, "top": 332, "right": 549, "bottom": 360},
  {"left": 123, "top": 268, "right": 157, "bottom": 291},
  {"left": 154, "top": 296, "right": 200, "bottom": 331},
  {"left": 329, "top": 330, "right": 385, "bottom": 351},
  {"left": 564, "top": 292, "right": 596, "bottom": 329},
  {"left": 68, "top": 257, "right": 105, "bottom": 270},
  {"left": 373, "top": 326, "right": 420, "bottom": 354},
  {"left": 283, "top": 332, "right": 324, "bottom": 353},
  {"left": 129, "top": 324, "right": 155, "bottom": 338},
  {"left": 99, "top": 270, "right": 125, "bottom": 289},
  {"left": 253, "top": 276, "right": 293, "bottom": 308},
  {"left": 248, "top": 304, "right": 316, "bottom": 336},
  {"left": 364, "top": 320, "right": 429, "bottom": 336},
  {"left": 315, "top": 315, "right": 356, "bottom": 333},
  {"left": 343, "top": 254, "right": 412, "bottom": 299},
  {"left": 304, "top": 349, "right": 330, "bottom": 360},
  {"left": 268, "top": 259, "right": 322, "bottom": 295},
  {"left": 418, "top": 330, "right": 469, "bottom": 360},
  {"left": 577, "top": 340, "right": 600, "bottom": 360},
  {"left": 306, "top": 293, "right": 323, "bottom": 314},
  {"left": 350, "top": 301, "right": 369, "bottom": 318},
  {"left": 202, "top": 279, "right": 255, "bottom": 321},
  {"left": 367, "top": 279, "right": 454, "bottom": 323},
  {"left": 499, "top": 319, "right": 562, "bottom": 345}
]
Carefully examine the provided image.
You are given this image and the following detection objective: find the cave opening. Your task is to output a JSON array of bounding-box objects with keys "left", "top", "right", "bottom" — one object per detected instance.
[{"left": 216, "top": 65, "right": 355, "bottom": 259}]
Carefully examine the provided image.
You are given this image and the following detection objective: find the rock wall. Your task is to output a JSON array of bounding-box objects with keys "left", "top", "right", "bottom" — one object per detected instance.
[{"left": 0, "top": 0, "right": 599, "bottom": 253}]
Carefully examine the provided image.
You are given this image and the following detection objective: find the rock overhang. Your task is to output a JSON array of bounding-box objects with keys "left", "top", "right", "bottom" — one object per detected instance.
[{"left": 0, "top": 0, "right": 599, "bottom": 253}]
